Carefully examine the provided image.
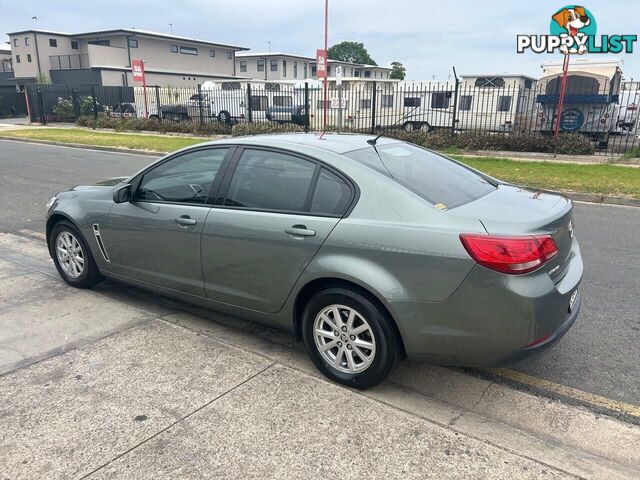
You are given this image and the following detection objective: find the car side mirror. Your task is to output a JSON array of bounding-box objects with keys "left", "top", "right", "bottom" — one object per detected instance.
[{"left": 113, "top": 184, "right": 132, "bottom": 203}]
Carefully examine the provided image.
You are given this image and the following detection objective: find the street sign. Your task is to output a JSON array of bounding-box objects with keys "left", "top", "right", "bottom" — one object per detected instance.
[
  {"left": 131, "top": 59, "right": 146, "bottom": 84},
  {"left": 335, "top": 65, "right": 343, "bottom": 85},
  {"left": 316, "top": 49, "right": 327, "bottom": 79}
]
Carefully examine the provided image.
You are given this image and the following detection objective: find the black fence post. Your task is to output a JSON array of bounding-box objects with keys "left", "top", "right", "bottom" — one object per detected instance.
[
  {"left": 370, "top": 81, "right": 377, "bottom": 134},
  {"left": 71, "top": 88, "right": 80, "bottom": 120},
  {"left": 117, "top": 87, "right": 124, "bottom": 118},
  {"left": 37, "top": 87, "right": 46, "bottom": 125},
  {"left": 451, "top": 77, "right": 460, "bottom": 137},
  {"left": 154, "top": 86, "right": 161, "bottom": 120},
  {"left": 247, "top": 83, "right": 253, "bottom": 123},
  {"left": 304, "top": 82, "right": 310, "bottom": 133},
  {"left": 90, "top": 86, "right": 98, "bottom": 125},
  {"left": 197, "top": 84, "right": 204, "bottom": 125}
]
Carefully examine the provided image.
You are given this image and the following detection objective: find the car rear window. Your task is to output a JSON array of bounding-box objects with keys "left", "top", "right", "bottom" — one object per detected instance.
[{"left": 344, "top": 143, "right": 496, "bottom": 209}]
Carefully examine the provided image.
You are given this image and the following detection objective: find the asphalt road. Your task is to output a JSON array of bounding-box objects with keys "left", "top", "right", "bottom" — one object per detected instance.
[{"left": 1, "top": 139, "right": 638, "bottom": 407}]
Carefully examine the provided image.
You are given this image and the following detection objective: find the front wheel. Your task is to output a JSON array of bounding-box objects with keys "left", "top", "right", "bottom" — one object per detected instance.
[
  {"left": 218, "top": 110, "right": 231, "bottom": 124},
  {"left": 302, "top": 287, "right": 401, "bottom": 389},
  {"left": 50, "top": 221, "right": 103, "bottom": 288}
]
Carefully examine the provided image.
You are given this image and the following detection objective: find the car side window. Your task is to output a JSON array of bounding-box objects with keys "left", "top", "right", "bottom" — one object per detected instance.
[
  {"left": 136, "top": 148, "right": 229, "bottom": 204},
  {"left": 225, "top": 149, "right": 316, "bottom": 212},
  {"left": 311, "top": 168, "right": 352, "bottom": 216}
]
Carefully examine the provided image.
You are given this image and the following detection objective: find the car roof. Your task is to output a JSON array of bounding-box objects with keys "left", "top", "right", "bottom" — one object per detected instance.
[{"left": 207, "top": 133, "right": 402, "bottom": 154}]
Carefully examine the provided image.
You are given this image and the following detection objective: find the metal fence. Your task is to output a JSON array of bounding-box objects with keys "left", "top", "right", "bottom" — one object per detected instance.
[
  {"left": 26, "top": 78, "right": 640, "bottom": 155},
  {"left": 0, "top": 91, "right": 27, "bottom": 117}
]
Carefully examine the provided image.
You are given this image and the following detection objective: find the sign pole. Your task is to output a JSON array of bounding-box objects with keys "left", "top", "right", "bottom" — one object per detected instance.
[
  {"left": 323, "top": 0, "right": 328, "bottom": 131},
  {"left": 553, "top": 52, "right": 570, "bottom": 137}
]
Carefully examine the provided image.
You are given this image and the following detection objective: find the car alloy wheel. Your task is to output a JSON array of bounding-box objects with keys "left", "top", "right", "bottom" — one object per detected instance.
[
  {"left": 56, "top": 231, "right": 85, "bottom": 279},
  {"left": 313, "top": 304, "right": 376, "bottom": 374}
]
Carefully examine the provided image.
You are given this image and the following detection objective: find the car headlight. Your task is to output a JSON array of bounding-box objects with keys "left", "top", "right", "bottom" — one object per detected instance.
[{"left": 46, "top": 195, "right": 57, "bottom": 211}]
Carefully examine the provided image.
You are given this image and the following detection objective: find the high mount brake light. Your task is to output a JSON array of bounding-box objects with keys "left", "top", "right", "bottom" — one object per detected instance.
[{"left": 459, "top": 234, "right": 558, "bottom": 275}]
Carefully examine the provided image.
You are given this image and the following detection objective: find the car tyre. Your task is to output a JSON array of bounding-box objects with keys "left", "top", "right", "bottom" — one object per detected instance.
[
  {"left": 50, "top": 220, "right": 103, "bottom": 289},
  {"left": 302, "top": 287, "right": 400, "bottom": 389},
  {"left": 218, "top": 110, "right": 231, "bottom": 124}
]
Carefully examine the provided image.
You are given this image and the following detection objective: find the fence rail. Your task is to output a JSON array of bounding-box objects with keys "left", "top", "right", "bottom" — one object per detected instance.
[{"left": 25, "top": 78, "right": 640, "bottom": 155}]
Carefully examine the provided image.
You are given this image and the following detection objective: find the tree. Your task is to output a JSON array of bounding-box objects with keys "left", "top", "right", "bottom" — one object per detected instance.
[
  {"left": 327, "top": 41, "right": 376, "bottom": 65},
  {"left": 390, "top": 61, "right": 406, "bottom": 80},
  {"left": 36, "top": 73, "right": 52, "bottom": 84}
]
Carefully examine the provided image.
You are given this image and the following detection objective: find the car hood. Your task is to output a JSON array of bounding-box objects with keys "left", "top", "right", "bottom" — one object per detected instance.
[{"left": 70, "top": 176, "right": 129, "bottom": 191}]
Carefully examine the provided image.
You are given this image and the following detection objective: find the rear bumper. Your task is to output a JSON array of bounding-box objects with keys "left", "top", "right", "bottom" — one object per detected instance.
[
  {"left": 392, "top": 239, "right": 583, "bottom": 366},
  {"left": 490, "top": 289, "right": 581, "bottom": 365}
]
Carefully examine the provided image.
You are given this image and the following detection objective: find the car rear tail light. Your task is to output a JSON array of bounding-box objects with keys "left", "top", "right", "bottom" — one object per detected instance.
[{"left": 459, "top": 234, "right": 558, "bottom": 275}]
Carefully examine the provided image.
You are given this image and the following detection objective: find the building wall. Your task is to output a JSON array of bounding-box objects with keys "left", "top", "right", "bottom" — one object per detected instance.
[
  {"left": 236, "top": 55, "right": 310, "bottom": 81},
  {"left": 100, "top": 69, "right": 243, "bottom": 88},
  {"left": 122, "top": 35, "right": 236, "bottom": 76}
]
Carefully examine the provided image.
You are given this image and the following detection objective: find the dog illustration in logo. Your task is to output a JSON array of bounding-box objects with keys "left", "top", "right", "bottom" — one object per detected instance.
[{"left": 552, "top": 6, "right": 591, "bottom": 54}]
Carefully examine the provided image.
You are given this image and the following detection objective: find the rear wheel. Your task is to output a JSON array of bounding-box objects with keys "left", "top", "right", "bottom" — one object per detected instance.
[
  {"left": 302, "top": 287, "right": 400, "bottom": 389},
  {"left": 50, "top": 221, "right": 103, "bottom": 288},
  {"left": 403, "top": 121, "right": 415, "bottom": 132},
  {"left": 218, "top": 110, "right": 231, "bottom": 124}
]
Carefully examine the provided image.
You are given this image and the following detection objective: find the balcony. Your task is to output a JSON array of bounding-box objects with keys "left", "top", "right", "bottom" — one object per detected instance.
[{"left": 50, "top": 54, "right": 90, "bottom": 70}]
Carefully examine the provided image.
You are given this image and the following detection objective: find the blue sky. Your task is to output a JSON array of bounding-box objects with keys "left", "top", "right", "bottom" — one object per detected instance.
[{"left": 1, "top": 0, "right": 638, "bottom": 80}]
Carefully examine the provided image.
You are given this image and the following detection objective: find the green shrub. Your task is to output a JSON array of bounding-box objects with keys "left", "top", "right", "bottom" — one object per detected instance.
[
  {"left": 384, "top": 129, "right": 594, "bottom": 155},
  {"left": 623, "top": 147, "right": 640, "bottom": 159},
  {"left": 231, "top": 122, "right": 305, "bottom": 137},
  {"left": 76, "top": 115, "right": 229, "bottom": 136}
]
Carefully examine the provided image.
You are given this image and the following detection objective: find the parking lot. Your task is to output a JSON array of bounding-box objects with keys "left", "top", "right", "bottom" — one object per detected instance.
[{"left": 1, "top": 139, "right": 639, "bottom": 478}]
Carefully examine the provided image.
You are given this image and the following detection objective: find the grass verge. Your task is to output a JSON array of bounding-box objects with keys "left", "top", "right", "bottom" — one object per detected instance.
[
  {"left": 1, "top": 128, "right": 638, "bottom": 199},
  {"left": 455, "top": 156, "right": 640, "bottom": 199},
  {"left": 0, "top": 128, "right": 204, "bottom": 152}
]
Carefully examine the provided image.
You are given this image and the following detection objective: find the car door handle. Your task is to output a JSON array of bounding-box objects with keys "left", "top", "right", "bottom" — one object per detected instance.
[
  {"left": 285, "top": 225, "right": 316, "bottom": 238},
  {"left": 175, "top": 215, "right": 197, "bottom": 226}
]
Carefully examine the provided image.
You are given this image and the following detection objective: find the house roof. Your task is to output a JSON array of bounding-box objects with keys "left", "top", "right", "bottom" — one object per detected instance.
[
  {"left": 313, "top": 59, "right": 392, "bottom": 71},
  {"left": 460, "top": 73, "right": 538, "bottom": 80},
  {"left": 6, "top": 28, "right": 248, "bottom": 50},
  {"left": 236, "top": 52, "right": 315, "bottom": 61}
]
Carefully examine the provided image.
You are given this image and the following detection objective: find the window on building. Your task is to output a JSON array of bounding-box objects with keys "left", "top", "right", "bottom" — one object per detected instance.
[
  {"left": 71, "top": 41, "right": 79, "bottom": 50},
  {"left": 404, "top": 97, "right": 421, "bottom": 108},
  {"left": 474, "top": 77, "right": 505, "bottom": 88},
  {"left": 303, "top": 62, "right": 308, "bottom": 78},
  {"left": 364, "top": 71, "right": 371, "bottom": 78},
  {"left": 381, "top": 94, "right": 394, "bottom": 108},
  {"left": 282, "top": 60, "right": 287, "bottom": 77},
  {"left": 293, "top": 61, "right": 297, "bottom": 78},
  {"left": 311, "top": 65, "right": 317, "bottom": 76},
  {"left": 270, "top": 59, "right": 278, "bottom": 71},
  {"left": 25, "top": 37, "right": 30, "bottom": 46},
  {"left": 273, "top": 96, "right": 293, "bottom": 107},
  {"left": 170, "top": 44, "right": 178, "bottom": 53},
  {"left": 221, "top": 82, "right": 241, "bottom": 90},
  {"left": 524, "top": 79, "right": 533, "bottom": 89},
  {"left": 13, "top": 39, "right": 18, "bottom": 47},
  {"left": 354, "top": 70, "right": 361, "bottom": 77},
  {"left": 250, "top": 95, "right": 268, "bottom": 111},
  {"left": 359, "top": 99, "right": 371, "bottom": 109},
  {"left": 265, "top": 83, "right": 281, "bottom": 92},
  {"left": 459, "top": 95, "right": 473, "bottom": 111},
  {"left": 327, "top": 66, "right": 331, "bottom": 76},
  {"left": 224, "top": 149, "right": 316, "bottom": 213},
  {"left": 89, "top": 39, "right": 110, "bottom": 46},
  {"left": 26, "top": 54, "right": 32, "bottom": 63},
  {"left": 239, "top": 60, "right": 247, "bottom": 72},
  {"left": 497, "top": 95, "right": 512, "bottom": 112},
  {"left": 15, "top": 55, "right": 20, "bottom": 64},
  {"left": 257, "top": 60, "right": 265, "bottom": 72},
  {"left": 180, "top": 46, "right": 198, "bottom": 55},
  {"left": 128, "top": 38, "right": 138, "bottom": 48},
  {"left": 226, "top": 51, "right": 233, "bottom": 59},
  {"left": 49, "top": 38, "right": 58, "bottom": 47},
  {"left": 431, "top": 92, "right": 451, "bottom": 109},
  {"left": 209, "top": 49, "right": 216, "bottom": 58}
]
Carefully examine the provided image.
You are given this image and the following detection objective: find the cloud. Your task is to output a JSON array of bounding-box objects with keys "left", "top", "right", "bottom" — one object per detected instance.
[{"left": 1, "top": 0, "right": 638, "bottom": 79}]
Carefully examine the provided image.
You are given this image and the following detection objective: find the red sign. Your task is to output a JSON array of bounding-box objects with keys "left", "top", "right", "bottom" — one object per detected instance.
[
  {"left": 316, "top": 49, "right": 327, "bottom": 78},
  {"left": 131, "top": 59, "right": 146, "bottom": 84}
]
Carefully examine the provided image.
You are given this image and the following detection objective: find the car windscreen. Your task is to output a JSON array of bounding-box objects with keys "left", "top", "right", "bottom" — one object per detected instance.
[{"left": 344, "top": 143, "right": 496, "bottom": 210}]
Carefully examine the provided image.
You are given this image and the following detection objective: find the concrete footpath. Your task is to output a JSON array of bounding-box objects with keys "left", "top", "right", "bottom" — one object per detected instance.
[{"left": 0, "top": 231, "right": 639, "bottom": 479}]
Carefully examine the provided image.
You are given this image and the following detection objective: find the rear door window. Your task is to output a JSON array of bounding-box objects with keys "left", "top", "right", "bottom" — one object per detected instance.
[
  {"left": 310, "top": 169, "right": 352, "bottom": 216},
  {"left": 224, "top": 149, "right": 316, "bottom": 212},
  {"left": 345, "top": 143, "right": 495, "bottom": 209}
]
